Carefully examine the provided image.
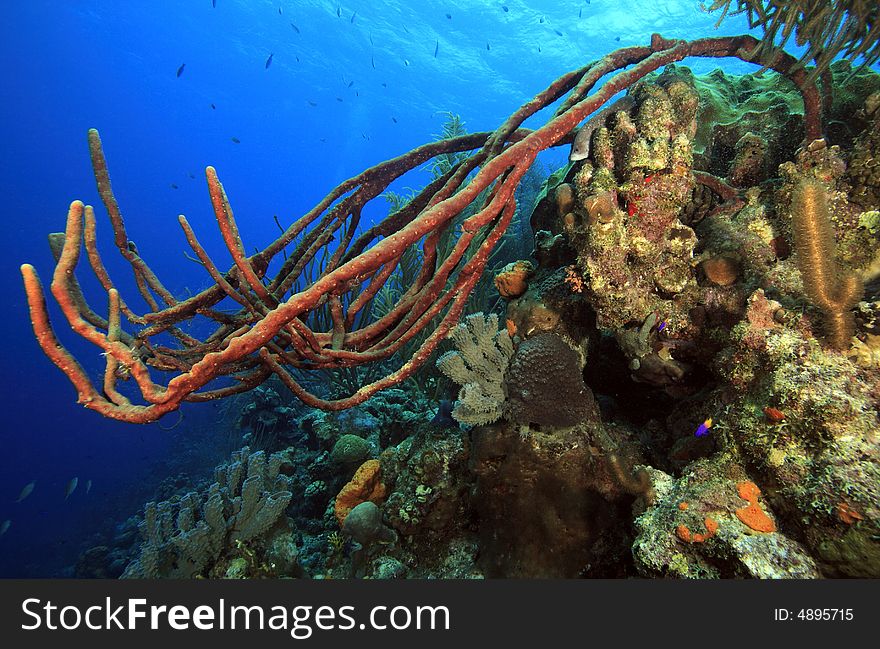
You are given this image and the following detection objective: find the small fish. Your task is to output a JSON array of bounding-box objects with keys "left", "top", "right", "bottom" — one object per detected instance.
[
  {"left": 212, "top": 0, "right": 216, "bottom": 7},
  {"left": 486, "top": 41, "right": 490, "bottom": 51},
  {"left": 391, "top": 116, "right": 397, "bottom": 123},
  {"left": 579, "top": 8, "right": 582, "bottom": 18},
  {"left": 64, "top": 477, "right": 78, "bottom": 500},
  {"left": 554, "top": 28, "right": 563, "bottom": 36},
  {"left": 231, "top": 137, "right": 241, "bottom": 143},
  {"left": 371, "top": 56, "right": 375, "bottom": 69},
  {"left": 170, "top": 183, "right": 179, "bottom": 189},
  {"left": 540, "top": 16, "right": 545, "bottom": 23},
  {"left": 361, "top": 133, "right": 368, "bottom": 139},
  {"left": 265, "top": 53, "right": 274, "bottom": 69},
  {"left": 694, "top": 418, "right": 713, "bottom": 438},
  {"left": 404, "top": 58, "right": 410, "bottom": 66},
  {"left": 307, "top": 100, "right": 317, "bottom": 106},
  {"left": 15, "top": 482, "right": 35, "bottom": 503},
  {"left": 381, "top": 82, "right": 387, "bottom": 87},
  {"left": 446, "top": 13, "right": 452, "bottom": 19},
  {"left": 337, "top": 7, "right": 341, "bottom": 18},
  {"left": 431, "top": 400, "right": 458, "bottom": 429},
  {"left": 296, "top": 55, "right": 300, "bottom": 62},
  {"left": 86, "top": 479, "right": 92, "bottom": 494},
  {"left": 176, "top": 63, "right": 186, "bottom": 77},
  {"left": 538, "top": 45, "right": 542, "bottom": 52},
  {"left": 336, "top": 97, "right": 343, "bottom": 102},
  {"left": 210, "top": 103, "right": 216, "bottom": 109},
  {"left": 278, "top": 7, "right": 282, "bottom": 15},
  {"left": 0, "top": 520, "right": 9, "bottom": 537},
  {"left": 347, "top": 80, "right": 354, "bottom": 88},
  {"left": 290, "top": 23, "right": 300, "bottom": 33},
  {"left": 320, "top": 137, "right": 326, "bottom": 142},
  {"left": 351, "top": 10, "right": 357, "bottom": 23},
  {"left": 188, "top": 172, "right": 195, "bottom": 179},
  {"left": 502, "top": 5, "right": 509, "bottom": 12},
  {"left": 369, "top": 32, "right": 373, "bottom": 45},
  {"left": 434, "top": 40, "right": 439, "bottom": 57},
  {"left": 615, "top": 36, "right": 620, "bottom": 42},
  {"left": 763, "top": 406, "right": 786, "bottom": 423}
]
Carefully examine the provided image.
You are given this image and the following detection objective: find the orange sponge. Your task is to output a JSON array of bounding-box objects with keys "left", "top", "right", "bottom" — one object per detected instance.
[
  {"left": 334, "top": 459, "right": 387, "bottom": 526},
  {"left": 735, "top": 480, "right": 776, "bottom": 533}
]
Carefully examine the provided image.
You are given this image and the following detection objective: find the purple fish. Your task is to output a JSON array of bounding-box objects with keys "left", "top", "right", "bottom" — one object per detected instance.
[{"left": 694, "top": 418, "right": 713, "bottom": 437}]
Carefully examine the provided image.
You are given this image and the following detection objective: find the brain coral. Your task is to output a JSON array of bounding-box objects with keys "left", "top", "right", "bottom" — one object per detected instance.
[{"left": 503, "top": 332, "right": 597, "bottom": 428}]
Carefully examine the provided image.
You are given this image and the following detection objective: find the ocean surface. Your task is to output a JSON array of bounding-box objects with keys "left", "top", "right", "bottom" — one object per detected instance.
[{"left": 0, "top": 0, "right": 851, "bottom": 577}]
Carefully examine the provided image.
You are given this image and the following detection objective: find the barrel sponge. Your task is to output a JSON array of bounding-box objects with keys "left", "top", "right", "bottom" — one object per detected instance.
[{"left": 502, "top": 332, "right": 598, "bottom": 428}]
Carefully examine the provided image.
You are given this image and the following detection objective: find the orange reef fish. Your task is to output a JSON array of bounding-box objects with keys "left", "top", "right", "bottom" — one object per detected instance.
[
  {"left": 694, "top": 418, "right": 713, "bottom": 437},
  {"left": 763, "top": 406, "right": 786, "bottom": 423}
]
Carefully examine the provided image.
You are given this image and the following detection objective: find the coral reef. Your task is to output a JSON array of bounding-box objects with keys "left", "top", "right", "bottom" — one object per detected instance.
[
  {"left": 22, "top": 35, "right": 824, "bottom": 422},
  {"left": 49, "top": 36, "right": 880, "bottom": 581}
]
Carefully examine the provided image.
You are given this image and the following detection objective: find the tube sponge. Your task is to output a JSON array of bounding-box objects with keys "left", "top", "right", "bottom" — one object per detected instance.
[{"left": 791, "top": 179, "right": 864, "bottom": 350}]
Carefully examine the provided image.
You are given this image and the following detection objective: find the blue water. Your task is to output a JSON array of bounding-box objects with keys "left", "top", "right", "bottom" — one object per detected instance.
[{"left": 0, "top": 0, "right": 814, "bottom": 576}]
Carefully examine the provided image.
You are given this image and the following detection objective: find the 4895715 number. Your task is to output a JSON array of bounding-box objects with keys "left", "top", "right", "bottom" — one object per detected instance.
[{"left": 796, "top": 609, "right": 853, "bottom": 621}]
